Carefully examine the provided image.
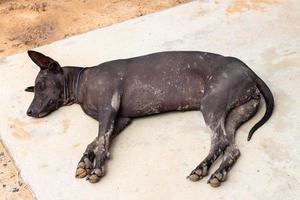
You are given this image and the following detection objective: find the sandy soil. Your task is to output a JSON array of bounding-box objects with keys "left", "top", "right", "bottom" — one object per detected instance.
[
  {"left": 0, "top": 0, "right": 188, "bottom": 199},
  {"left": 0, "top": 142, "right": 34, "bottom": 200},
  {"left": 0, "top": 0, "right": 187, "bottom": 58}
]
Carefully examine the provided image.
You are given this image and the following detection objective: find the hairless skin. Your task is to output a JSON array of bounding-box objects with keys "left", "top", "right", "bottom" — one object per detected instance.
[{"left": 25, "top": 50, "right": 274, "bottom": 187}]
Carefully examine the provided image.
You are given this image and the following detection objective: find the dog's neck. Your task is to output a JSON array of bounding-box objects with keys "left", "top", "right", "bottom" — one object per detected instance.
[{"left": 62, "top": 67, "right": 85, "bottom": 105}]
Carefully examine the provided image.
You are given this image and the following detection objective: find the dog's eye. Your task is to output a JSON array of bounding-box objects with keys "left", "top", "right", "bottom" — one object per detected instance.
[{"left": 48, "top": 99, "right": 54, "bottom": 106}]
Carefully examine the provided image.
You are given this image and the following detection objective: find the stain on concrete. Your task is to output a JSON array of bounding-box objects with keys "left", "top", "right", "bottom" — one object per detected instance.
[
  {"left": 270, "top": 167, "right": 299, "bottom": 198},
  {"left": 262, "top": 47, "right": 278, "bottom": 65},
  {"left": 39, "top": 164, "right": 48, "bottom": 168},
  {"left": 261, "top": 47, "right": 299, "bottom": 69},
  {"left": 62, "top": 119, "right": 70, "bottom": 134},
  {"left": 7, "top": 116, "right": 72, "bottom": 139},
  {"left": 72, "top": 143, "right": 81, "bottom": 149},
  {"left": 7, "top": 117, "right": 48, "bottom": 139},
  {"left": 188, "top": 7, "right": 207, "bottom": 20},
  {"left": 162, "top": 39, "right": 185, "bottom": 50},
  {"left": 8, "top": 118, "right": 31, "bottom": 140},
  {"left": 260, "top": 138, "right": 290, "bottom": 161},
  {"left": 226, "top": 0, "right": 278, "bottom": 14},
  {"left": 0, "top": 57, "right": 7, "bottom": 64},
  {"left": 273, "top": 57, "right": 299, "bottom": 68}
]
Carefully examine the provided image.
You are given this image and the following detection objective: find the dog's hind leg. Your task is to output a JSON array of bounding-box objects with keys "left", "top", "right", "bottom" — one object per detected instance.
[
  {"left": 187, "top": 119, "right": 229, "bottom": 181},
  {"left": 208, "top": 98, "right": 260, "bottom": 187},
  {"left": 187, "top": 63, "right": 260, "bottom": 182},
  {"left": 188, "top": 125, "right": 229, "bottom": 181},
  {"left": 188, "top": 92, "right": 231, "bottom": 182}
]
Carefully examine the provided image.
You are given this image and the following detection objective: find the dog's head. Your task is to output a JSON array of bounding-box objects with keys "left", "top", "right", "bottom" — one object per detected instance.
[{"left": 25, "top": 51, "right": 65, "bottom": 118}]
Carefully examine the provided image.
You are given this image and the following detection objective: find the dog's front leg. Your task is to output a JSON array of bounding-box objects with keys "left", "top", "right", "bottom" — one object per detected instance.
[
  {"left": 86, "top": 91, "right": 121, "bottom": 183},
  {"left": 85, "top": 91, "right": 121, "bottom": 183}
]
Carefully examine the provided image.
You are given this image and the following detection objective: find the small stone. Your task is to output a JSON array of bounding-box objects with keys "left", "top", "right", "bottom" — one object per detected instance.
[
  {"left": 18, "top": 181, "right": 23, "bottom": 186},
  {"left": 11, "top": 187, "right": 19, "bottom": 192}
]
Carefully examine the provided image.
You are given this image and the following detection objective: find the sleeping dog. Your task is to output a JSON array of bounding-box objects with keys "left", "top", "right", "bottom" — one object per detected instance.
[{"left": 25, "top": 50, "right": 274, "bottom": 187}]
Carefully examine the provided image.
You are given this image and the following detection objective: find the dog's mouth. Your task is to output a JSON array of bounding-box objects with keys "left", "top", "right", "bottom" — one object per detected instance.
[
  {"left": 27, "top": 108, "right": 53, "bottom": 118},
  {"left": 28, "top": 112, "right": 49, "bottom": 118},
  {"left": 37, "top": 112, "right": 50, "bottom": 118},
  {"left": 27, "top": 100, "right": 59, "bottom": 118}
]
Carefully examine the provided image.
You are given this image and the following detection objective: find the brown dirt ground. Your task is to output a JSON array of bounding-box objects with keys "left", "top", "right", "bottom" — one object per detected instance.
[
  {"left": 0, "top": 0, "right": 188, "bottom": 58},
  {"left": 0, "top": 0, "right": 188, "bottom": 199}
]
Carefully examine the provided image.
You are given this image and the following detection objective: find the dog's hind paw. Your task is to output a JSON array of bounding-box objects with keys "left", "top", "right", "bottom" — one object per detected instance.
[{"left": 207, "top": 170, "right": 227, "bottom": 187}]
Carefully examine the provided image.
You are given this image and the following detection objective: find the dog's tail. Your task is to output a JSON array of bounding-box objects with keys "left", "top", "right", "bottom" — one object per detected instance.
[{"left": 247, "top": 77, "right": 274, "bottom": 141}]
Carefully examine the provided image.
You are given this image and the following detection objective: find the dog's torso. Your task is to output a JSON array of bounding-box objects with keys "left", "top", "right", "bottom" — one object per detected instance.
[{"left": 77, "top": 51, "right": 250, "bottom": 119}]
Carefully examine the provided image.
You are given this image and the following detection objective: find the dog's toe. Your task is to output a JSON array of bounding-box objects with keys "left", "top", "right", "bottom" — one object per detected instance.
[
  {"left": 75, "top": 158, "right": 93, "bottom": 178},
  {"left": 188, "top": 165, "right": 208, "bottom": 182},
  {"left": 87, "top": 174, "right": 100, "bottom": 183},
  {"left": 187, "top": 169, "right": 202, "bottom": 181},
  {"left": 75, "top": 161, "right": 88, "bottom": 178},
  {"left": 87, "top": 167, "right": 105, "bottom": 183},
  {"left": 76, "top": 167, "right": 87, "bottom": 178},
  {"left": 187, "top": 173, "right": 201, "bottom": 182},
  {"left": 208, "top": 171, "right": 227, "bottom": 187},
  {"left": 208, "top": 177, "right": 221, "bottom": 187}
]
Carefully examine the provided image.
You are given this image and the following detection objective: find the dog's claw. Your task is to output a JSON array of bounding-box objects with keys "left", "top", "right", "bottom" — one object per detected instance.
[
  {"left": 77, "top": 162, "right": 85, "bottom": 169},
  {"left": 87, "top": 168, "right": 105, "bottom": 183},
  {"left": 188, "top": 173, "right": 201, "bottom": 182},
  {"left": 188, "top": 169, "right": 203, "bottom": 181},
  {"left": 76, "top": 167, "right": 87, "bottom": 178},
  {"left": 75, "top": 160, "right": 92, "bottom": 178},
  {"left": 188, "top": 165, "right": 208, "bottom": 182},
  {"left": 87, "top": 174, "right": 101, "bottom": 183},
  {"left": 208, "top": 171, "right": 227, "bottom": 187},
  {"left": 208, "top": 177, "right": 221, "bottom": 187}
]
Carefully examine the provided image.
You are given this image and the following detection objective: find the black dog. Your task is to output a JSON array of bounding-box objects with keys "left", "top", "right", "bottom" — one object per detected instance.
[{"left": 25, "top": 50, "right": 274, "bottom": 187}]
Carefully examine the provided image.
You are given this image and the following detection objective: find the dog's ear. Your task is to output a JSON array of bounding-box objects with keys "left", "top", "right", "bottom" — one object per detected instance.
[
  {"left": 25, "top": 86, "right": 34, "bottom": 92},
  {"left": 27, "top": 50, "right": 62, "bottom": 73},
  {"left": 48, "top": 61, "right": 63, "bottom": 74}
]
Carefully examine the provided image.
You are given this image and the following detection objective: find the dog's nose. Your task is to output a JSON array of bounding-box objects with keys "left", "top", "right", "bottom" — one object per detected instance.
[{"left": 27, "top": 109, "right": 33, "bottom": 116}]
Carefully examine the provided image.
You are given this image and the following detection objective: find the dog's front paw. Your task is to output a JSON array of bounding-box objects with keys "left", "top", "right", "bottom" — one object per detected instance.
[
  {"left": 87, "top": 167, "right": 105, "bottom": 183},
  {"left": 75, "top": 156, "right": 93, "bottom": 178},
  {"left": 75, "top": 143, "right": 110, "bottom": 183}
]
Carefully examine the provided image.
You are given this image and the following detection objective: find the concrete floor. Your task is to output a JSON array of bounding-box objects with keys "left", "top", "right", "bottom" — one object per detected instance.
[{"left": 0, "top": 0, "right": 300, "bottom": 199}]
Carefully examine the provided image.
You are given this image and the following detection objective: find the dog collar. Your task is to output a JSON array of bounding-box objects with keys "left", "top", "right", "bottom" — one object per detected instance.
[{"left": 75, "top": 68, "right": 86, "bottom": 101}]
